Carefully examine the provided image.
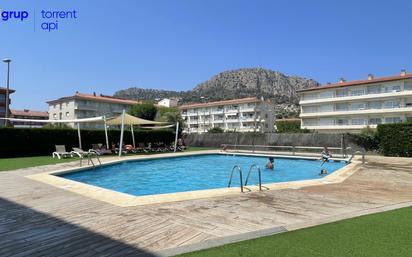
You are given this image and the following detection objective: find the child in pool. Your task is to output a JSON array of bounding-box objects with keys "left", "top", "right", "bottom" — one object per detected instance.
[{"left": 266, "top": 157, "right": 275, "bottom": 170}]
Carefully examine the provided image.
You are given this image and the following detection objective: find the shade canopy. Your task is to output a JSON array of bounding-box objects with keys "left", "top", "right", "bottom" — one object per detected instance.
[
  {"left": 106, "top": 113, "right": 167, "bottom": 126},
  {"left": 0, "top": 116, "right": 104, "bottom": 123}
]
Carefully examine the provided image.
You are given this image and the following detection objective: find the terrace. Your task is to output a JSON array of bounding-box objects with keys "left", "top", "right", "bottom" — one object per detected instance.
[{"left": 0, "top": 151, "right": 412, "bottom": 256}]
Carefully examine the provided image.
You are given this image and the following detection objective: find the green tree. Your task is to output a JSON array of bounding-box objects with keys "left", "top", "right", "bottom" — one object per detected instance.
[
  {"left": 155, "top": 107, "right": 186, "bottom": 135},
  {"left": 128, "top": 103, "right": 157, "bottom": 120}
]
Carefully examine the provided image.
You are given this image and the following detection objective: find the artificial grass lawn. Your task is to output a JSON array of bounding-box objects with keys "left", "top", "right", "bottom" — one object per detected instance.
[
  {"left": 0, "top": 147, "right": 217, "bottom": 171},
  {"left": 177, "top": 206, "right": 412, "bottom": 257}
]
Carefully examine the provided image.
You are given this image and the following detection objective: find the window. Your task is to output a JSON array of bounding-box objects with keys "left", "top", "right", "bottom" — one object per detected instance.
[
  {"left": 367, "top": 85, "right": 381, "bottom": 94},
  {"left": 336, "top": 89, "right": 348, "bottom": 98},
  {"left": 385, "top": 117, "right": 401, "bottom": 124},
  {"left": 304, "top": 93, "right": 317, "bottom": 100},
  {"left": 351, "top": 102, "right": 366, "bottom": 110},
  {"left": 350, "top": 89, "right": 365, "bottom": 96},
  {"left": 384, "top": 100, "right": 401, "bottom": 109},
  {"left": 319, "top": 118, "right": 334, "bottom": 125},
  {"left": 302, "top": 119, "right": 317, "bottom": 126},
  {"left": 405, "top": 82, "right": 412, "bottom": 91},
  {"left": 53, "top": 113, "right": 57, "bottom": 118},
  {"left": 59, "top": 113, "right": 62, "bottom": 120},
  {"left": 392, "top": 85, "right": 401, "bottom": 92},
  {"left": 319, "top": 104, "right": 333, "bottom": 112},
  {"left": 302, "top": 106, "right": 318, "bottom": 113},
  {"left": 66, "top": 112, "right": 70, "bottom": 117},
  {"left": 336, "top": 103, "right": 348, "bottom": 111},
  {"left": 319, "top": 91, "right": 334, "bottom": 99},
  {"left": 369, "top": 118, "right": 382, "bottom": 125},
  {"left": 368, "top": 101, "right": 382, "bottom": 109},
  {"left": 337, "top": 119, "right": 349, "bottom": 125},
  {"left": 351, "top": 118, "right": 366, "bottom": 125}
]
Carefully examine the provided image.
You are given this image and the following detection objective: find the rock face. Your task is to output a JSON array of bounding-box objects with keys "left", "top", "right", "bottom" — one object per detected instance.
[
  {"left": 191, "top": 68, "right": 319, "bottom": 104},
  {"left": 114, "top": 68, "right": 320, "bottom": 114}
]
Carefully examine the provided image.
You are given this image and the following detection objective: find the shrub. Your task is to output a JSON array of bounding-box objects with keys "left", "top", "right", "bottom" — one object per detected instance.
[
  {"left": 377, "top": 123, "right": 412, "bottom": 157},
  {"left": 275, "top": 120, "right": 309, "bottom": 133},
  {"left": 0, "top": 128, "right": 175, "bottom": 158},
  {"left": 347, "top": 126, "right": 380, "bottom": 152},
  {"left": 208, "top": 127, "right": 224, "bottom": 133}
]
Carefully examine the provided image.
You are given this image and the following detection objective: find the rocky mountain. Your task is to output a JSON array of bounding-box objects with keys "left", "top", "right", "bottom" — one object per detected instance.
[
  {"left": 114, "top": 68, "right": 320, "bottom": 116},
  {"left": 191, "top": 68, "right": 319, "bottom": 104}
]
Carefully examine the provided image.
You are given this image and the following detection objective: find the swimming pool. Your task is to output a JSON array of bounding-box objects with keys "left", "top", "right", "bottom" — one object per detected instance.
[{"left": 58, "top": 154, "right": 346, "bottom": 197}]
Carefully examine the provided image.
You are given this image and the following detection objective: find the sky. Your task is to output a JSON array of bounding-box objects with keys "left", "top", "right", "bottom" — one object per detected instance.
[{"left": 1, "top": 0, "right": 411, "bottom": 110}]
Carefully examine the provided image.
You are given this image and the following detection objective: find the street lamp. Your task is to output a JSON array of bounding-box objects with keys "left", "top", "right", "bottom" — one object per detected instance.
[{"left": 2, "top": 58, "right": 11, "bottom": 127}]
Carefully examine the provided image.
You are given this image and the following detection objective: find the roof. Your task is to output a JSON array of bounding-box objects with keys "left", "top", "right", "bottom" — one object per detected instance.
[
  {"left": 11, "top": 109, "right": 48, "bottom": 118},
  {"left": 47, "top": 92, "right": 140, "bottom": 105},
  {"left": 179, "top": 97, "right": 261, "bottom": 109},
  {"left": 0, "top": 87, "right": 15, "bottom": 93},
  {"left": 297, "top": 73, "right": 412, "bottom": 93}
]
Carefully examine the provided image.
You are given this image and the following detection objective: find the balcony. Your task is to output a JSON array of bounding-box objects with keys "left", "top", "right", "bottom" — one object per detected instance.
[
  {"left": 75, "top": 104, "right": 97, "bottom": 111},
  {"left": 239, "top": 107, "right": 255, "bottom": 112},
  {"left": 211, "top": 109, "right": 224, "bottom": 114},
  {"left": 300, "top": 90, "right": 412, "bottom": 105},
  {"left": 300, "top": 105, "right": 412, "bottom": 118}
]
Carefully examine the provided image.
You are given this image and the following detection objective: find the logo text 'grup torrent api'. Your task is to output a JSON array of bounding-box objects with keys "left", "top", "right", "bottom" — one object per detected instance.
[{"left": 0, "top": 8, "right": 78, "bottom": 32}]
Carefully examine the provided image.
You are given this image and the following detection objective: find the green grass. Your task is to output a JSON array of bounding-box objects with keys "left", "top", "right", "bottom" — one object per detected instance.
[
  {"left": 0, "top": 147, "right": 217, "bottom": 172},
  {"left": 177, "top": 206, "right": 412, "bottom": 257},
  {"left": 0, "top": 156, "right": 82, "bottom": 172}
]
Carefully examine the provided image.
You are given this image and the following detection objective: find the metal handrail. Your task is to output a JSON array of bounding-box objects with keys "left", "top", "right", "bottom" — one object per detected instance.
[
  {"left": 348, "top": 149, "right": 366, "bottom": 164},
  {"left": 228, "top": 165, "right": 244, "bottom": 192},
  {"left": 244, "top": 164, "right": 262, "bottom": 191},
  {"left": 87, "top": 150, "right": 102, "bottom": 168}
]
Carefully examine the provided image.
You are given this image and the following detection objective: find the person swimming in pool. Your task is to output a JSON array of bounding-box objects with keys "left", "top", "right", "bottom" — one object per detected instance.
[
  {"left": 266, "top": 157, "right": 275, "bottom": 170},
  {"left": 321, "top": 146, "right": 331, "bottom": 167}
]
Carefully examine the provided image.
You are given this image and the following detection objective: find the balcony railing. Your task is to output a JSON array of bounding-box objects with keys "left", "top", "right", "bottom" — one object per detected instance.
[{"left": 302, "top": 104, "right": 411, "bottom": 114}]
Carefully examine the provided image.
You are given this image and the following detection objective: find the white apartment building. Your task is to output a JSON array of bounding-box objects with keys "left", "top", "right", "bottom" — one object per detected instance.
[
  {"left": 298, "top": 70, "right": 412, "bottom": 133},
  {"left": 157, "top": 98, "right": 178, "bottom": 108},
  {"left": 47, "top": 92, "right": 140, "bottom": 128},
  {"left": 180, "top": 97, "right": 276, "bottom": 134}
]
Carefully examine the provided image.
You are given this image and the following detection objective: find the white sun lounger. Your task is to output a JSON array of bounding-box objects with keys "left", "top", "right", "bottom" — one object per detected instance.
[{"left": 52, "top": 145, "right": 73, "bottom": 159}]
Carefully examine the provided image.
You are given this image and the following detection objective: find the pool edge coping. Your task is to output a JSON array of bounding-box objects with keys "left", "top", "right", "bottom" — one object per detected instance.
[{"left": 26, "top": 150, "right": 362, "bottom": 207}]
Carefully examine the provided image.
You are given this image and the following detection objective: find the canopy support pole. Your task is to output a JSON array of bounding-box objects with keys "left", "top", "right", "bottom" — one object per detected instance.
[
  {"left": 174, "top": 122, "right": 179, "bottom": 152},
  {"left": 131, "top": 124, "right": 135, "bottom": 148},
  {"left": 77, "top": 123, "right": 82, "bottom": 149},
  {"left": 103, "top": 116, "right": 109, "bottom": 150},
  {"left": 118, "top": 110, "right": 126, "bottom": 157}
]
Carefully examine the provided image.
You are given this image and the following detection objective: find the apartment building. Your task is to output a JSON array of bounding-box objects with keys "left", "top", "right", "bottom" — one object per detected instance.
[
  {"left": 10, "top": 109, "right": 49, "bottom": 128},
  {"left": 0, "top": 87, "right": 15, "bottom": 127},
  {"left": 157, "top": 98, "right": 178, "bottom": 108},
  {"left": 298, "top": 70, "right": 412, "bottom": 133},
  {"left": 180, "top": 97, "right": 276, "bottom": 134},
  {"left": 47, "top": 92, "right": 140, "bottom": 128}
]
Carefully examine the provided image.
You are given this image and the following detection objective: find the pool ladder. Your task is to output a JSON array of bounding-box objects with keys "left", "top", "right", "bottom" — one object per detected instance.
[
  {"left": 228, "top": 164, "right": 262, "bottom": 192},
  {"left": 228, "top": 165, "right": 244, "bottom": 192},
  {"left": 245, "top": 164, "right": 262, "bottom": 191},
  {"left": 86, "top": 150, "right": 102, "bottom": 168}
]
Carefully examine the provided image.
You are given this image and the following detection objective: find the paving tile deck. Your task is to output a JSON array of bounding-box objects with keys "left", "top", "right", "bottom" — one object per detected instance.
[{"left": 1, "top": 153, "right": 412, "bottom": 256}]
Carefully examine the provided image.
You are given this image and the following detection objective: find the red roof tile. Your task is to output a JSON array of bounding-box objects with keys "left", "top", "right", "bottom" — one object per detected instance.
[
  {"left": 297, "top": 73, "right": 412, "bottom": 93},
  {"left": 11, "top": 109, "right": 48, "bottom": 118},
  {"left": 47, "top": 92, "right": 140, "bottom": 105}
]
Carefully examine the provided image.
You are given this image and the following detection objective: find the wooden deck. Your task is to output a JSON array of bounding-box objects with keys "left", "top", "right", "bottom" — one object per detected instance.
[{"left": 1, "top": 155, "right": 412, "bottom": 256}]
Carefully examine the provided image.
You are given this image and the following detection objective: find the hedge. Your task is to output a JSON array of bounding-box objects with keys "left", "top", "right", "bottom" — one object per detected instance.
[
  {"left": 0, "top": 128, "right": 175, "bottom": 158},
  {"left": 275, "top": 120, "right": 309, "bottom": 133},
  {"left": 377, "top": 123, "right": 412, "bottom": 157}
]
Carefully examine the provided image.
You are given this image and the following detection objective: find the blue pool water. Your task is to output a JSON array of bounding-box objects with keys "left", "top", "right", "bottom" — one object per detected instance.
[{"left": 59, "top": 154, "right": 346, "bottom": 196}]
